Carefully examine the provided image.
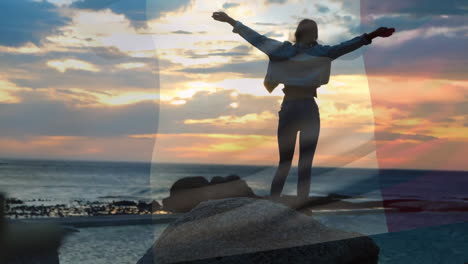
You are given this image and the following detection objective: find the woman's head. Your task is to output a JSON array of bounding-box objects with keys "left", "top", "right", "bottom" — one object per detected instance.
[{"left": 294, "top": 19, "right": 318, "bottom": 46}]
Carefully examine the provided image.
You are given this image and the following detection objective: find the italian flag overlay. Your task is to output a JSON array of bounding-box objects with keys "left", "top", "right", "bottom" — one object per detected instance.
[
  {"left": 0, "top": 1, "right": 465, "bottom": 261},
  {"left": 360, "top": 0, "right": 468, "bottom": 232},
  {"left": 144, "top": 0, "right": 467, "bottom": 236}
]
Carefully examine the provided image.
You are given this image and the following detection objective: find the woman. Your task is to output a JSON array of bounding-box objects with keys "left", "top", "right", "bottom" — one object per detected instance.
[{"left": 212, "top": 11, "right": 395, "bottom": 201}]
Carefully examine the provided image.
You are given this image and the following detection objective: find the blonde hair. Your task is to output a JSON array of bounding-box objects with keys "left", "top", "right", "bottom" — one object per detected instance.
[{"left": 293, "top": 19, "right": 318, "bottom": 44}]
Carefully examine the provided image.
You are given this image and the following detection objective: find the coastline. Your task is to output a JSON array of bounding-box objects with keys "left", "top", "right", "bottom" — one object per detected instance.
[
  {"left": 8, "top": 214, "right": 180, "bottom": 228},
  {"left": 6, "top": 194, "right": 468, "bottom": 228}
]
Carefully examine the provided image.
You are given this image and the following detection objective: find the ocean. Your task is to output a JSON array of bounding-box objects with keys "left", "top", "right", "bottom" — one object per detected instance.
[
  {"left": 57, "top": 221, "right": 468, "bottom": 264},
  {"left": 0, "top": 158, "right": 467, "bottom": 205},
  {"left": 2, "top": 158, "right": 467, "bottom": 263}
]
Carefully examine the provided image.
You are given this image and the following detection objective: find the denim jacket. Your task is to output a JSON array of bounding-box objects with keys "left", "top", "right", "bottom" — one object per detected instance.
[{"left": 232, "top": 20, "right": 372, "bottom": 93}]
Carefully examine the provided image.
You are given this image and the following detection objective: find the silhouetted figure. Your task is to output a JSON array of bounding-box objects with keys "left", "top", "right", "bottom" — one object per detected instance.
[{"left": 212, "top": 11, "right": 395, "bottom": 202}]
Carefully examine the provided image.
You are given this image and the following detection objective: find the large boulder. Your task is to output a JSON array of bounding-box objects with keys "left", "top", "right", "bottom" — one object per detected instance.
[
  {"left": 137, "top": 197, "right": 380, "bottom": 264},
  {"left": 162, "top": 175, "right": 259, "bottom": 213}
]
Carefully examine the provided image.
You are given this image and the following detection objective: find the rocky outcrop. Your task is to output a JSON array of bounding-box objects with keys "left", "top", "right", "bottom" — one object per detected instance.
[
  {"left": 1, "top": 193, "right": 72, "bottom": 264},
  {"left": 137, "top": 197, "right": 380, "bottom": 264},
  {"left": 162, "top": 175, "right": 259, "bottom": 213}
]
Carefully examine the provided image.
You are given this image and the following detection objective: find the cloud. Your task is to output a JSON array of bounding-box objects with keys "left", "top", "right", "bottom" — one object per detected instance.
[
  {"left": 0, "top": 0, "right": 70, "bottom": 47},
  {"left": 0, "top": 86, "right": 280, "bottom": 158},
  {"left": 0, "top": 85, "right": 279, "bottom": 138},
  {"left": 265, "top": 0, "right": 287, "bottom": 4},
  {"left": 264, "top": 31, "right": 284, "bottom": 38},
  {"left": 364, "top": 22, "right": 468, "bottom": 47},
  {"left": 177, "top": 52, "right": 366, "bottom": 77},
  {"left": 71, "top": 0, "right": 193, "bottom": 28},
  {"left": 12, "top": 66, "right": 158, "bottom": 90},
  {"left": 360, "top": 0, "right": 468, "bottom": 16},
  {"left": 176, "top": 59, "right": 268, "bottom": 77},
  {"left": 171, "top": 30, "right": 193, "bottom": 34},
  {"left": 373, "top": 136, "right": 468, "bottom": 171},
  {"left": 116, "top": 62, "right": 147, "bottom": 70},
  {"left": 184, "top": 111, "right": 276, "bottom": 126},
  {"left": 222, "top": 2, "right": 240, "bottom": 9},
  {"left": 356, "top": 2, "right": 468, "bottom": 81},
  {"left": 87, "top": 46, "right": 131, "bottom": 60},
  {"left": 364, "top": 34, "right": 468, "bottom": 80},
  {"left": 46, "top": 59, "right": 101, "bottom": 73},
  {"left": 0, "top": 78, "right": 31, "bottom": 104},
  {"left": 0, "top": 47, "right": 162, "bottom": 90},
  {"left": 155, "top": 89, "right": 282, "bottom": 135},
  {"left": 411, "top": 102, "right": 468, "bottom": 119},
  {"left": 0, "top": 43, "right": 43, "bottom": 54},
  {"left": 140, "top": 132, "right": 278, "bottom": 165},
  {"left": 315, "top": 4, "right": 330, "bottom": 13},
  {"left": 0, "top": 97, "right": 159, "bottom": 137},
  {"left": 377, "top": 131, "right": 438, "bottom": 142},
  {"left": 362, "top": 13, "right": 466, "bottom": 33},
  {"left": 254, "top": 22, "right": 288, "bottom": 26},
  {"left": 0, "top": 135, "right": 155, "bottom": 162},
  {"left": 182, "top": 45, "right": 252, "bottom": 59}
]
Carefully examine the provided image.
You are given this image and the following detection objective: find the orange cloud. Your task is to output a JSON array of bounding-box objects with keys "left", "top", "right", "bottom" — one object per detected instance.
[
  {"left": 184, "top": 111, "right": 276, "bottom": 126},
  {"left": 0, "top": 135, "right": 154, "bottom": 162},
  {"left": 133, "top": 132, "right": 379, "bottom": 168},
  {"left": 374, "top": 137, "right": 467, "bottom": 171}
]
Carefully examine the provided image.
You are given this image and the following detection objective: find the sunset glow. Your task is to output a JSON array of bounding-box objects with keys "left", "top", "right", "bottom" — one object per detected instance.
[{"left": 0, "top": 0, "right": 466, "bottom": 171}]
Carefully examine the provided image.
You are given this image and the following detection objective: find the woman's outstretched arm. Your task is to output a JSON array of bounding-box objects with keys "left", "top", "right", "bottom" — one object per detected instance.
[
  {"left": 325, "top": 27, "right": 395, "bottom": 60},
  {"left": 212, "top": 11, "right": 284, "bottom": 56}
]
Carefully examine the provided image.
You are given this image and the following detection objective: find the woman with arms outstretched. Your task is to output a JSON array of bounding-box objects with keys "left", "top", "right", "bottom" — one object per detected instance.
[{"left": 212, "top": 11, "right": 395, "bottom": 202}]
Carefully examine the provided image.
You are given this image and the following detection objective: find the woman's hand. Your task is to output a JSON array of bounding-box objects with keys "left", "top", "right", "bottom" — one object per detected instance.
[
  {"left": 375, "top": 27, "right": 395, "bottom": 38},
  {"left": 367, "top": 27, "right": 395, "bottom": 40},
  {"left": 212, "top": 11, "right": 236, "bottom": 26}
]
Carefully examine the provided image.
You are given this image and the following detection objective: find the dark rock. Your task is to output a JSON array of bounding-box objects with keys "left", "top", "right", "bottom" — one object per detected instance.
[
  {"left": 138, "top": 197, "right": 380, "bottom": 264},
  {"left": 209, "top": 176, "right": 226, "bottom": 184},
  {"left": 136, "top": 200, "right": 162, "bottom": 212},
  {"left": 151, "top": 200, "right": 162, "bottom": 211},
  {"left": 162, "top": 175, "right": 259, "bottom": 213},
  {"left": 225, "top": 174, "right": 241, "bottom": 182},
  {"left": 1, "top": 221, "right": 67, "bottom": 264},
  {"left": 1, "top": 193, "right": 71, "bottom": 263},
  {"left": 136, "top": 201, "right": 150, "bottom": 211},
  {"left": 169, "top": 176, "right": 210, "bottom": 197},
  {"left": 6, "top": 198, "right": 24, "bottom": 205},
  {"left": 112, "top": 200, "right": 137, "bottom": 206}
]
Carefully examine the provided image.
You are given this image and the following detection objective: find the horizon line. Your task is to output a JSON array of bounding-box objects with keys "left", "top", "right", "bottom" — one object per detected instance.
[{"left": 0, "top": 156, "right": 466, "bottom": 173}]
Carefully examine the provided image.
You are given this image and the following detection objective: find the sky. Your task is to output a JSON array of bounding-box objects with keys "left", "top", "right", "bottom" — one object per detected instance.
[{"left": 0, "top": 0, "right": 466, "bottom": 171}]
